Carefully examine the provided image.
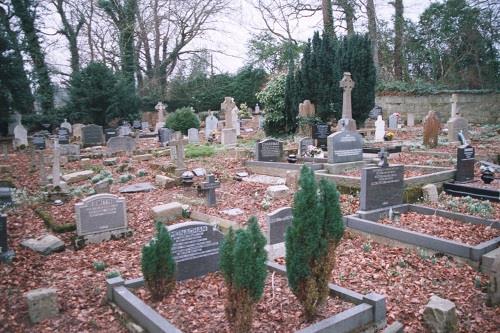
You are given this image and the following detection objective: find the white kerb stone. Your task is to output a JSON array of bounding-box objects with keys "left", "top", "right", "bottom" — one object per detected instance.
[
  {"left": 266, "top": 185, "right": 290, "bottom": 199},
  {"left": 155, "top": 175, "right": 176, "bottom": 189},
  {"left": 151, "top": 202, "right": 183, "bottom": 221}
]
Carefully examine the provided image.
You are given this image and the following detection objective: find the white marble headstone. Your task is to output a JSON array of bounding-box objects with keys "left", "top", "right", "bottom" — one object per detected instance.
[
  {"left": 374, "top": 116, "right": 385, "bottom": 142},
  {"left": 61, "top": 119, "right": 72, "bottom": 133},
  {"left": 205, "top": 114, "right": 218, "bottom": 139}
]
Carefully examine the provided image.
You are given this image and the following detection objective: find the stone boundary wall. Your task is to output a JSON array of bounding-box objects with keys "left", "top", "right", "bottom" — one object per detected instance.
[{"left": 375, "top": 92, "right": 499, "bottom": 124}]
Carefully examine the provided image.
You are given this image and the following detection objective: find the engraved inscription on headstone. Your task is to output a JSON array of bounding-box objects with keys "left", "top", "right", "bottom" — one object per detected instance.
[
  {"left": 313, "top": 124, "right": 331, "bottom": 150},
  {"left": 266, "top": 207, "right": 292, "bottom": 245},
  {"left": 75, "top": 194, "right": 127, "bottom": 237},
  {"left": 299, "top": 137, "right": 314, "bottom": 157},
  {"left": 81, "top": 124, "right": 104, "bottom": 147},
  {"left": 455, "top": 145, "right": 475, "bottom": 182},
  {"left": 359, "top": 165, "right": 404, "bottom": 211},
  {"left": 32, "top": 135, "right": 46, "bottom": 150},
  {"left": 327, "top": 131, "right": 363, "bottom": 163},
  {"left": 256, "top": 138, "right": 283, "bottom": 162},
  {"left": 58, "top": 128, "right": 70, "bottom": 144},
  {"left": 168, "top": 222, "right": 224, "bottom": 280}
]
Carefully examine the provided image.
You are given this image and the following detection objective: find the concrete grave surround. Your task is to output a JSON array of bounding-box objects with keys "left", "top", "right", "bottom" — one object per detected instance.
[
  {"left": 337, "top": 72, "right": 357, "bottom": 131},
  {"left": 81, "top": 124, "right": 104, "bottom": 147},
  {"left": 256, "top": 138, "right": 283, "bottom": 162},
  {"left": 167, "top": 221, "right": 224, "bottom": 280},
  {"left": 266, "top": 207, "right": 293, "bottom": 245},
  {"left": 187, "top": 128, "right": 199, "bottom": 144},
  {"left": 205, "top": 114, "right": 218, "bottom": 139},
  {"left": 327, "top": 130, "right": 364, "bottom": 164},
  {"left": 359, "top": 165, "right": 404, "bottom": 211},
  {"left": 25, "top": 288, "right": 59, "bottom": 324},
  {"left": 374, "top": 116, "right": 385, "bottom": 142},
  {"left": 75, "top": 193, "right": 128, "bottom": 239},
  {"left": 107, "top": 136, "right": 136, "bottom": 155}
]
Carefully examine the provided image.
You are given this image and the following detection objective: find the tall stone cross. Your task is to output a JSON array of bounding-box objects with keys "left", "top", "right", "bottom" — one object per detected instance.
[
  {"left": 221, "top": 97, "right": 235, "bottom": 129},
  {"left": 52, "top": 139, "right": 61, "bottom": 187},
  {"left": 155, "top": 102, "right": 166, "bottom": 132},
  {"left": 200, "top": 174, "right": 221, "bottom": 207},
  {"left": 450, "top": 94, "right": 458, "bottom": 118},
  {"left": 340, "top": 72, "right": 355, "bottom": 120},
  {"left": 170, "top": 132, "right": 187, "bottom": 175},
  {"left": 378, "top": 148, "right": 389, "bottom": 168}
]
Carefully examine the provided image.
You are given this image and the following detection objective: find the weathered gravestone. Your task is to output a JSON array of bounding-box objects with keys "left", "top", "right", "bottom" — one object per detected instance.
[
  {"left": 221, "top": 97, "right": 237, "bottom": 146},
  {"left": 313, "top": 123, "right": 331, "bottom": 150},
  {"left": 446, "top": 94, "right": 469, "bottom": 143},
  {"left": 118, "top": 125, "right": 131, "bottom": 137},
  {"left": 388, "top": 113, "right": 399, "bottom": 130},
  {"left": 170, "top": 133, "right": 188, "bottom": 176},
  {"left": 59, "top": 144, "right": 80, "bottom": 161},
  {"left": 205, "top": 113, "right": 218, "bottom": 140},
  {"left": 32, "top": 134, "right": 46, "bottom": 150},
  {"left": 188, "top": 128, "right": 199, "bottom": 144},
  {"left": 81, "top": 124, "right": 104, "bottom": 147},
  {"left": 60, "top": 119, "right": 72, "bottom": 133},
  {"left": 407, "top": 113, "right": 415, "bottom": 127},
  {"left": 266, "top": 207, "right": 292, "bottom": 245},
  {"left": 456, "top": 143, "right": 475, "bottom": 183},
  {"left": 141, "top": 122, "right": 150, "bottom": 131},
  {"left": 72, "top": 124, "right": 83, "bottom": 141},
  {"left": 132, "top": 120, "right": 141, "bottom": 129},
  {"left": 297, "top": 100, "right": 315, "bottom": 137},
  {"left": 374, "top": 116, "right": 385, "bottom": 142},
  {"left": 52, "top": 141, "right": 61, "bottom": 187},
  {"left": 158, "top": 127, "right": 173, "bottom": 145},
  {"left": 299, "top": 137, "right": 314, "bottom": 157},
  {"left": 107, "top": 136, "right": 136, "bottom": 156},
  {"left": 327, "top": 130, "right": 363, "bottom": 163},
  {"left": 167, "top": 222, "right": 224, "bottom": 280},
  {"left": 359, "top": 164, "right": 404, "bottom": 211},
  {"left": 337, "top": 72, "right": 357, "bottom": 131},
  {"left": 0, "top": 214, "right": 15, "bottom": 262},
  {"left": 104, "top": 128, "right": 118, "bottom": 141},
  {"left": 13, "top": 122, "right": 28, "bottom": 148},
  {"left": 423, "top": 110, "right": 440, "bottom": 148},
  {"left": 75, "top": 193, "right": 130, "bottom": 245},
  {"left": 154, "top": 102, "right": 166, "bottom": 132},
  {"left": 200, "top": 174, "right": 220, "bottom": 207},
  {"left": 256, "top": 138, "right": 283, "bottom": 162},
  {"left": 57, "top": 128, "right": 70, "bottom": 144}
]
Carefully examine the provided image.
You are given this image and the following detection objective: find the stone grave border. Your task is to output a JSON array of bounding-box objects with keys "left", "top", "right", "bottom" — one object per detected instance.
[
  {"left": 443, "top": 182, "right": 499, "bottom": 202},
  {"left": 245, "top": 160, "right": 324, "bottom": 178},
  {"left": 345, "top": 204, "right": 500, "bottom": 263},
  {"left": 107, "top": 261, "right": 387, "bottom": 333}
]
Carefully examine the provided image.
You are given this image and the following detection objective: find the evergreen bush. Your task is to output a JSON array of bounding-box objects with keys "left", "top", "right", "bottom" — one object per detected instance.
[
  {"left": 285, "top": 166, "right": 344, "bottom": 321},
  {"left": 220, "top": 217, "right": 267, "bottom": 332},
  {"left": 141, "top": 222, "right": 176, "bottom": 301},
  {"left": 165, "top": 107, "right": 200, "bottom": 135}
]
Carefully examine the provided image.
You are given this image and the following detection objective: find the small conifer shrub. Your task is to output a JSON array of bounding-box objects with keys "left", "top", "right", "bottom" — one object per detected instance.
[{"left": 141, "top": 222, "right": 176, "bottom": 301}]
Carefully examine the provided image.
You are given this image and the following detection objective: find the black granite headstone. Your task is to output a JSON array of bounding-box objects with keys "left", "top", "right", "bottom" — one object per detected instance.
[
  {"left": 359, "top": 165, "right": 404, "bottom": 211},
  {"left": 81, "top": 124, "right": 104, "bottom": 147},
  {"left": 327, "top": 130, "right": 364, "bottom": 163},
  {"left": 256, "top": 138, "right": 283, "bottom": 162},
  {"left": 168, "top": 222, "right": 224, "bottom": 280},
  {"left": 0, "top": 214, "right": 14, "bottom": 261},
  {"left": 58, "top": 128, "right": 70, "bottom": 144},
  {"left": 456, "top": 145, "right": 475, "bottom": 183},
  {"left": 0, "top": 187, "right": 12, "bottom": 205},
  {"left": 266, "top": 207, "right": 292, "bottom": 245},
  {"left": 104, "top": 128, "right": 118, "bottom": 141},
  {"left": 313, "top": 123, "right": 331, "bottom": 150},
  {"left": 32, "top": 135, "right": 46, "bottom": 150}
]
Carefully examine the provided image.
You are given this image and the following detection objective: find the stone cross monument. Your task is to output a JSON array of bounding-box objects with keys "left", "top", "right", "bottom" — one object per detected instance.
[
  {"left": 220, "top": 97, "right": 237, "bottom": 146},
  {"left": 200, "top": 174, "right": 221, "bottom": 207},
  {"left": 337, "top": 72, "right": 357, "bottom": 131},
  {"left": 170, "top": 132, "right": 188, "bottom": 176},
  {"left": 446, "top": 94, "right": 469, "bottom": 142},
  {"left": 52, "top": 140, "right": 61, "bottom": 187},
  {"left": 154, "top": 102, "right": 166, "bottom": 132}
]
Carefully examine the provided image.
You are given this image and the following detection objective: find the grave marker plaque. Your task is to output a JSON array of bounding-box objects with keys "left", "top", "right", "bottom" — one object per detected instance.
[
  {"left": 360, "top": 165, "right": 404, "bottom": 211},
  {"left": 81, "top": 124, "right": 104, "bottom": 147},
  {"left": 313, "top": 123, "right": 331, "bottom": 150},
  {"left": 256, "top": 138, "right": 283, "bottom": 162},
  {"left": 75, "top": 194, "right": 128, "bottom": 237},
  {"left": 327, "top": 131, "right": 363, "bottom": 163},
  {"left": 266, "top": 207, "right": 292, "bottom": 245},
  {"left": 107, "top": 136, "right": 136, "bottom": 155},
  {"left": 168, "top": 222, "right": 224, "bottom": 280},
  {"left": 456, "top": 145, "right": 475, "bottom": 182}
]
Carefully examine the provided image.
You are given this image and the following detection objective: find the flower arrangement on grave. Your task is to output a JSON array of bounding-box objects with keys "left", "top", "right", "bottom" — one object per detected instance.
[
  {"left": 141, "top": 222, "right": 176, "bottom": 301},
  {"left": 220, "top": 217, "right": 267, "bottom": 333},
  {"left": 286, "top": 166, "right": 344, "bottom": 321},
  {"left": 305, "top": 145, "right": 324, "bottom": 158},
  {"left": 384, "top": 131, "right": 395, "bottom": 141}
]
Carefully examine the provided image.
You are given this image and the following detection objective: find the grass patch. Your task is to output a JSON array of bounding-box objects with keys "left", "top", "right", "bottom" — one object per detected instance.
[
  {"left": 185, "top": 144, "right": 215, "bottom": 158},
  {"left": 34, "top": 207, "right": 76, "bottom": 233}
]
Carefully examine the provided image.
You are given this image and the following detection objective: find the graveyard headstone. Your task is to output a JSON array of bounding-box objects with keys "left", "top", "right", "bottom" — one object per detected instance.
[
  {"left": 0, "top": 214, "right": 15, "bottom": 262},
  {"left": 168, "top": 221, "right": 224, "bottom": 280},
  {"left": 327, "top": 130, "right": 363, "bottom": 163},
  {"left": 107, "top": 136, "right": 136, "bottom": 155},
  {"left": 221, "top": 97, "right": 236, "bottom": 129},
  {"left": 456, "top": 144, "right": 475, "bottom": 183},
  {"left": 200, "top": 174, "right": 220, "bottom": 207},
  {"left": 388, "top": 113, "right": 399, "bottom": 130},
  {"left": 104, "top": 128, "right": 118, "bottom": 141},
  {"left": 75, "top": 193, "right": 129, "bottom": 242},
  {"left": 81, "top": 124, "right": 104, "bottom": 147},
  {"left": 360, "top": 165, "right": 404, "bottom": 211},
  {"left": 60, "top": 119, "right": 72, "bottom": 133},
  {"left": 368, "top": 105, "right": 383, "bottom": 120},
  {"left": 141, "top": 122, "right": 150, "bottom": 131},
  {"left": 13, "top": 123, "right": 28, "bottom": 148},
  {"left": 337, "top": 72, "right": 357, "bottom": 131},
  {"left": 205, "top": 113, "right": 218, "bottom": 140},
  {"left": 170, "top": 133, "right": 187, "bottom": 175},
  {"left": 407, "top": 113, "right": 415, "bottom": 127},
  {"left": 374, "top": 116, "right": 385, "bottom": 142},
  {"left": 32, "top": 134, "right": 46, "bottom": 150},
  {"left": 154, "top": 102, "right": 166, "bottom": 132},
  {"left": 423, "top": 110, "right": 440, "bottom": 148},
  {"left": 72, "top": 124, "right": 83, "bottom": 140},
  {"left": 158, "top": 127, "right": 173, "bottom": 144},
  {"left": 256, "top": 138, "right": 283, "bottom": 162},
  {"left": 188, "top": 128, "right": 200, "bottom": 144},
  {"left": 132, "top": 120, "right": 141, "bottom": 129},
  {"left": 57, "top": 128, "right": 70, "bottom": 144},
  {"left": 118, "top": 125, "right": 131, "bottom": 137},
  {"left": 299, "top": 137, "right": 314, "bottom": 157},
  {"left": 312, "top": 123, "right": 331, "bottom": 150},
  {"left": 266, "top": 207, "right": 292, "bottom": 245}
]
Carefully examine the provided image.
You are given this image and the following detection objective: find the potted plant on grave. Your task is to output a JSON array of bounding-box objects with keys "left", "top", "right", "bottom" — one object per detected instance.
[
  {"left": 220, "top": 217, "right": 267, "bottom": 333},
  {"left": 286, "top": 166, "right": 344, "bottom": 321},
  {"left": 141, "top": 222, "right": 176, "bottom": 301}
]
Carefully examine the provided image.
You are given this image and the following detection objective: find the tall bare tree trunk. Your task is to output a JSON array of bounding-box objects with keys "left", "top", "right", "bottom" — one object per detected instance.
[
  {"left": 393, "top": 0, "right": 404, "bottom": 80},
  {"left": 322, "top": 0, "right": 335, "bottom": 38},
  {"left": 338, "top": 0, "right": 355, "bottom": 36},
  {"left": 366, "top": 0, "right": 379, "bottom": 69}
]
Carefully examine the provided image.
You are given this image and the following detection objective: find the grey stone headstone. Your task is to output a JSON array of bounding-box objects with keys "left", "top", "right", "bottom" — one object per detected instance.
[
  {"left": 32, "top": 135, "right": 46, "bottom": 150},
  {"left": 59, "top": 144, "right": 80, "bottom": 158},
  {"left": 327, "top": 131, "right": 363, "bottom": 163},
  {"left": 107, "top": 136, "right": 136, "bottom": 155},
  {"left": 256, "top": 138, "right": 283, "bottom": 162},
  {"left": 57, "top": 128, "right": 70, "bottom": 144},
  {"left": 118, "top": 125, "right": 131, "bottom": 137},
  {"left": 141, "top": 122, "right": 149, "bottom": 131},
  {"left": 104, "top": 128, "right": 118, "bottom": 141},
  {"left": 167, "top": 222, "right": 224, "bottom": 280},
  {"left": 205, "top": 115, "right": 218, "bottom": 139},
  {"left": 388, "top": 113, "right": 399, "bottom": 129},
  {"left": 266, "top": 207, "right": 292, "bottom": 245},
  {"left": 359, "top": 165, "right": 404, "bottom": 211},
  {"left": 158, "top": 128, "right": 173, "bottom": 144},
  {"left": 0, "top": 214, "right": 14, "bottom": 259},
  {"left": 299, "top": 138, "right": 314, "bottom": 157},
  {"left": 455, "top": 145, "right": 475, "bottom": 182},
  {"left": 132, "top": 120, "right": 141, "bottom": 129},
  {"left": 81, "top": 124, "right": 104, "bottom": 147},
  {"left": 75, "top": 194, "right": 128, "bottom": 237},
  {"left": 188, "top": 128, "right": 199, "bottom": 144},
  {"left": 313, "top": 123, "right": 331, "bottom": 150}
]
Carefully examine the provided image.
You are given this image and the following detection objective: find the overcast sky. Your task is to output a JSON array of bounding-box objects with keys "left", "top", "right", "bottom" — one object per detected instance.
[{"left": 43, "top": 0, "right": 436, "bottom": 77}]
